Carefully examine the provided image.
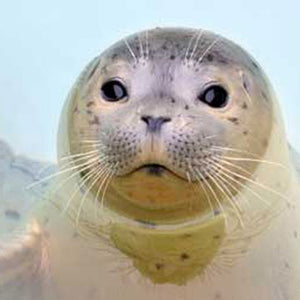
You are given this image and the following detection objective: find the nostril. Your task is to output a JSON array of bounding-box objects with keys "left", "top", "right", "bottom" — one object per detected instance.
[
  {"left": 141, "top": 115, "right": 152, "bottom": 124},
  {"left": 141, "top": 116, "right": 171, "bottom": 132}
]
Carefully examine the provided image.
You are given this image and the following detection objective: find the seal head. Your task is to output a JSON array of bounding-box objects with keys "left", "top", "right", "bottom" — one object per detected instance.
[{"left": 56, "top": 28, "right": 290, "bottom": 284}]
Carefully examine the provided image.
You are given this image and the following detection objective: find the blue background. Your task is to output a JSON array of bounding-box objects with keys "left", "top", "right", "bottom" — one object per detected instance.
[{"left": 0, "top": 0, "right": 299, "bottom": 161}]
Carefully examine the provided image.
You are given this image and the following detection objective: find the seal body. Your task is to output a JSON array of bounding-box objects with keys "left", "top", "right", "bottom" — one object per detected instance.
[{"left": 1, "top": 27, "right": 300, "bottom": 299}]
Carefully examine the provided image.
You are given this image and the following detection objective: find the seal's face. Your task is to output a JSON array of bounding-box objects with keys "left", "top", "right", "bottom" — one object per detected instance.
[{"left": 64, "top": 28, "right": 273, "bottom": 222}]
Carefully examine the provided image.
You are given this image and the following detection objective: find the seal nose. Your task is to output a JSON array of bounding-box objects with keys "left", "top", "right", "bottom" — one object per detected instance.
[{"left": 141, "top": 116, "right": 171, "bottom": 132}]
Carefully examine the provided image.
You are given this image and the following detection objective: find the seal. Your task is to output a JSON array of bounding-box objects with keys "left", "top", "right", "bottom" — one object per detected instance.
[{"left": 1, "top": 27, "right": 300, "bottom": 299}]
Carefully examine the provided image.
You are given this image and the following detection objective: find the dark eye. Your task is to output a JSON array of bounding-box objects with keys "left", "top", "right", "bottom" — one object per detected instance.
[
  {"left": 101, "top": 79, "right": 128, "bottom": 102},
  {"left": 198, "top": 85, "right": 228, "bottom": 108}
]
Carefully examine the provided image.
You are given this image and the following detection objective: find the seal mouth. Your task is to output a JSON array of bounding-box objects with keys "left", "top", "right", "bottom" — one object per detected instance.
[
  {"left": 129, "top": 163, "right": 190, "bottom": 181},
  {"left": 137, "top": 164, "right": 168, "bottom": 176}
]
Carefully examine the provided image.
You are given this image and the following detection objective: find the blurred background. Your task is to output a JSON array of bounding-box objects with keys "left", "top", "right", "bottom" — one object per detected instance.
[{"left": 0, "top": 0, "right": 299, "bottom": 162}]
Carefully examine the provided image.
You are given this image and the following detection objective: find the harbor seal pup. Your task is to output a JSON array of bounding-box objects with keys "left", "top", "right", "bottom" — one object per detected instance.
[{"left": 0, "top": 27, "right": 300, "bottom": 299}]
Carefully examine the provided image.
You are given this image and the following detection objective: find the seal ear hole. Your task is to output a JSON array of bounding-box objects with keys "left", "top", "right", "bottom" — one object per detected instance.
[
  {"left": 101, "top": 79, "right": 128, "bottom": 102},
  {"left": 198, "top": 85, "right": 228, "bottom": 108}
]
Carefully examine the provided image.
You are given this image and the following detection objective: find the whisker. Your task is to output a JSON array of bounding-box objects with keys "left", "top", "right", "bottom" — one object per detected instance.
[
  {"left": 63, "top": 160, "right": 112, "bottom": 219},
  {"left": 212, "top": 161, "right": 288, "bottom": 200},
  {"left": 145, "top": 30, "right": 149, "bottom": 60},
  {"left": 192, "top": 169, "right": 215, "bottom": 216},
  {"left": 196, "top": 36, "right": 220, "bottom": 64},
  {"left": 94, "top": 166, "right": 114, "bottom": 220},
  {"left": 207, "top": 169, "right": 245, "bottom": 228},
  {"left": 207, "top": 156, "right": 252, "bottom": 177},
  {"left": 138, "top": 33, "right": 144, "bottom": 60},
  {"left": 26, "top": 155, "right": 100, "bottom": 189},
  {"left": 184, "top": 31, "right": 198, "bottom": 62},
  {"left": 62, "top": 165, "right": 101, "bottom": 217},
  {"left": 123, "top": 38, "right": 138, "bottom": 64},
  {"left": 208, "top": 164, "right": 271, "bottom": 206},
  {"left": 194, "top": 167, "right": 228, "bottom": 227},
  {"left": 100, "top": 163, "right": 119, "bottom": 212},
  {"left": 218, "top": 155, "right": 287, "bottom": 169},
  {"left": 51, "top": 159, "right": 106, "bottom": 201},
  {"left": 189, "top": 29, "right": 204, "bottom": 62},
  {"left": 239, "top": 70, "right": 252, "bottom": 104},
  {"left": 210, "top": 146, "right": 260, "bottom": 158},
  {"left": 75, "top": 162, "right": 111, "bottom": 226},
  {"left": 59, "top": 149, "right": 100, "bottom": 161},
  {"left": 213, "top": 169, "right": 251, "bottom": 208}
]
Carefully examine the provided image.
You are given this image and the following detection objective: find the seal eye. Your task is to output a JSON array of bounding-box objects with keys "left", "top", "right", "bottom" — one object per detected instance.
[
  {"left": 199, "top": 85, "right": 228, "bottom": 108},
  {"left": 101, "top": 80, "right": 128, "bottom": 102}
]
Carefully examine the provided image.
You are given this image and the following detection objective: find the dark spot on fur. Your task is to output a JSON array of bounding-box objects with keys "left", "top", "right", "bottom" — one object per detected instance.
[
  {"left": 80, "top": 170, "right": 88, "bottom": 178},
  {"left": 5, "top": 209, "right": 20, "bottom": 220},
  {"left": 73, "top": 232, "right": 79, "bottom": 238},
  {"left": 171, "top": 98, "right": 176, "bottom": 103},
  {"left": 214, "top": 293, "right": 222, "bottom": 299},
  {"left": 155, "top": 263, "right": 164, "bottom": 270},
  {"left": 162, "top": 45, "right": 167, "bottom": 50},
  {"left": 243, "top": 79, "right": 249, "bottom": 92},
  {"left": 181, "top": 253, "right": 190, "bottom": 260},
  {"left": 261, "top": 91, "right": 269, "bottom": 102},
  {"left": 213, "top": 235, "right": 220, "bottom": 240},
  {"left": 252, "top": 60, "right": 259, "bottom": 69},
  {"left": 100, "top": 65, "right": 108, "bottom": 75},
  {"left": 263, "top": 139, "right": 268, "bottom": 147},
  {"left": 243, "top": 130, "right": 249, "bottom": 135},
  {"left": 170, "top": 54, "right": 175, "bottom": 60},
  {"left": 207, "top": 54, "right": 214, "bottom": 62},
  {"left": 218, "top": 58, "right": 228, "bottom": 64},
  {"left": 284, "top": 262, "right": 290, "bottom": 269},
  {"left": 136, "top": 219, "right": 156, "bottom": 227},
  {"left": 214, "top": 209, "right": 221, "bottom": 216},
  {"left": 227, "top": 117, "right": 239, "bottom": 125},
  {"left": 182, "top": 233, "right": 192, "bottom": 238},
  {"left": 90, "top": 116, "right": 100, "bottom": 125},
  {"left": 111, "top": 53, "right": 118, "bottom": 60},
  {"left": 184, "top": 104, "right": 189, "bottom": 110},
  {"left": 87, "top": 101, "right": 95, "bottom": 107},
  {"left": 87, "top": 110, "right": 92, "bottom": 115},
  {"left": 242, "top": 102, "right": 248, "bottom": 109},
  {"left": 294, "top": 231, "right": 298, "bottom": 239}
]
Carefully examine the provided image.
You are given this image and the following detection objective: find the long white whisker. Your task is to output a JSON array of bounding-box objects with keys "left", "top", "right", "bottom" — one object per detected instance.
[
  {"left": 197, "top": 36, "right": 220, "bottom": 64},
  {"left": 212, "top": 160, "right": 288, "bottom": 199},
  {"left": 145, "top": 30, "right": 149, "bottom": 60},
  {"left": 194, "top": 168, "right": 228, "bottom": 227},
  {"left": 209, "top": 164, "right": 270, "bottom": 206},
  {"left": 207, "top": 169, "right": 245, "bottom": 227},
  {"left": 59, "top": 149, "right": 100, "bottom": 161},
  {"left": 52, "top": 159, "right": 108, "bottom": 201},
  {"left": 192, "top": 168, "right": 214, "bottom": 216},
  {"left": 100, "top": 162, "right": 119, "bottom": 212},
  {"left": 189, "top": 29, "right": 204, "bottom": 62},
  {"left": 138, "top": 33, "right": 144, "bottom": 60},
  {"left": 94, "top": 167, "right": 114, "bottom": 220},
  {"left": 207, "top": 156, "right": 252, "bottom": 177},
  {"left": 123, "top": 38, "right": 138, "bottom": 64},
  {"left": 26, "top": 155, "right": 100, "bottom": 189},
  {"left": 62, "top": 165, "right": 102, "bottom": 217},
  {"left": 184, "top": 31, "right": 197, "bottom": 62},
  {"left": 75, "top": 162, "right": 111, "bottom": 226},
  {"left": 240, "top": 70, "right": 252, "bottom": 104}
]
